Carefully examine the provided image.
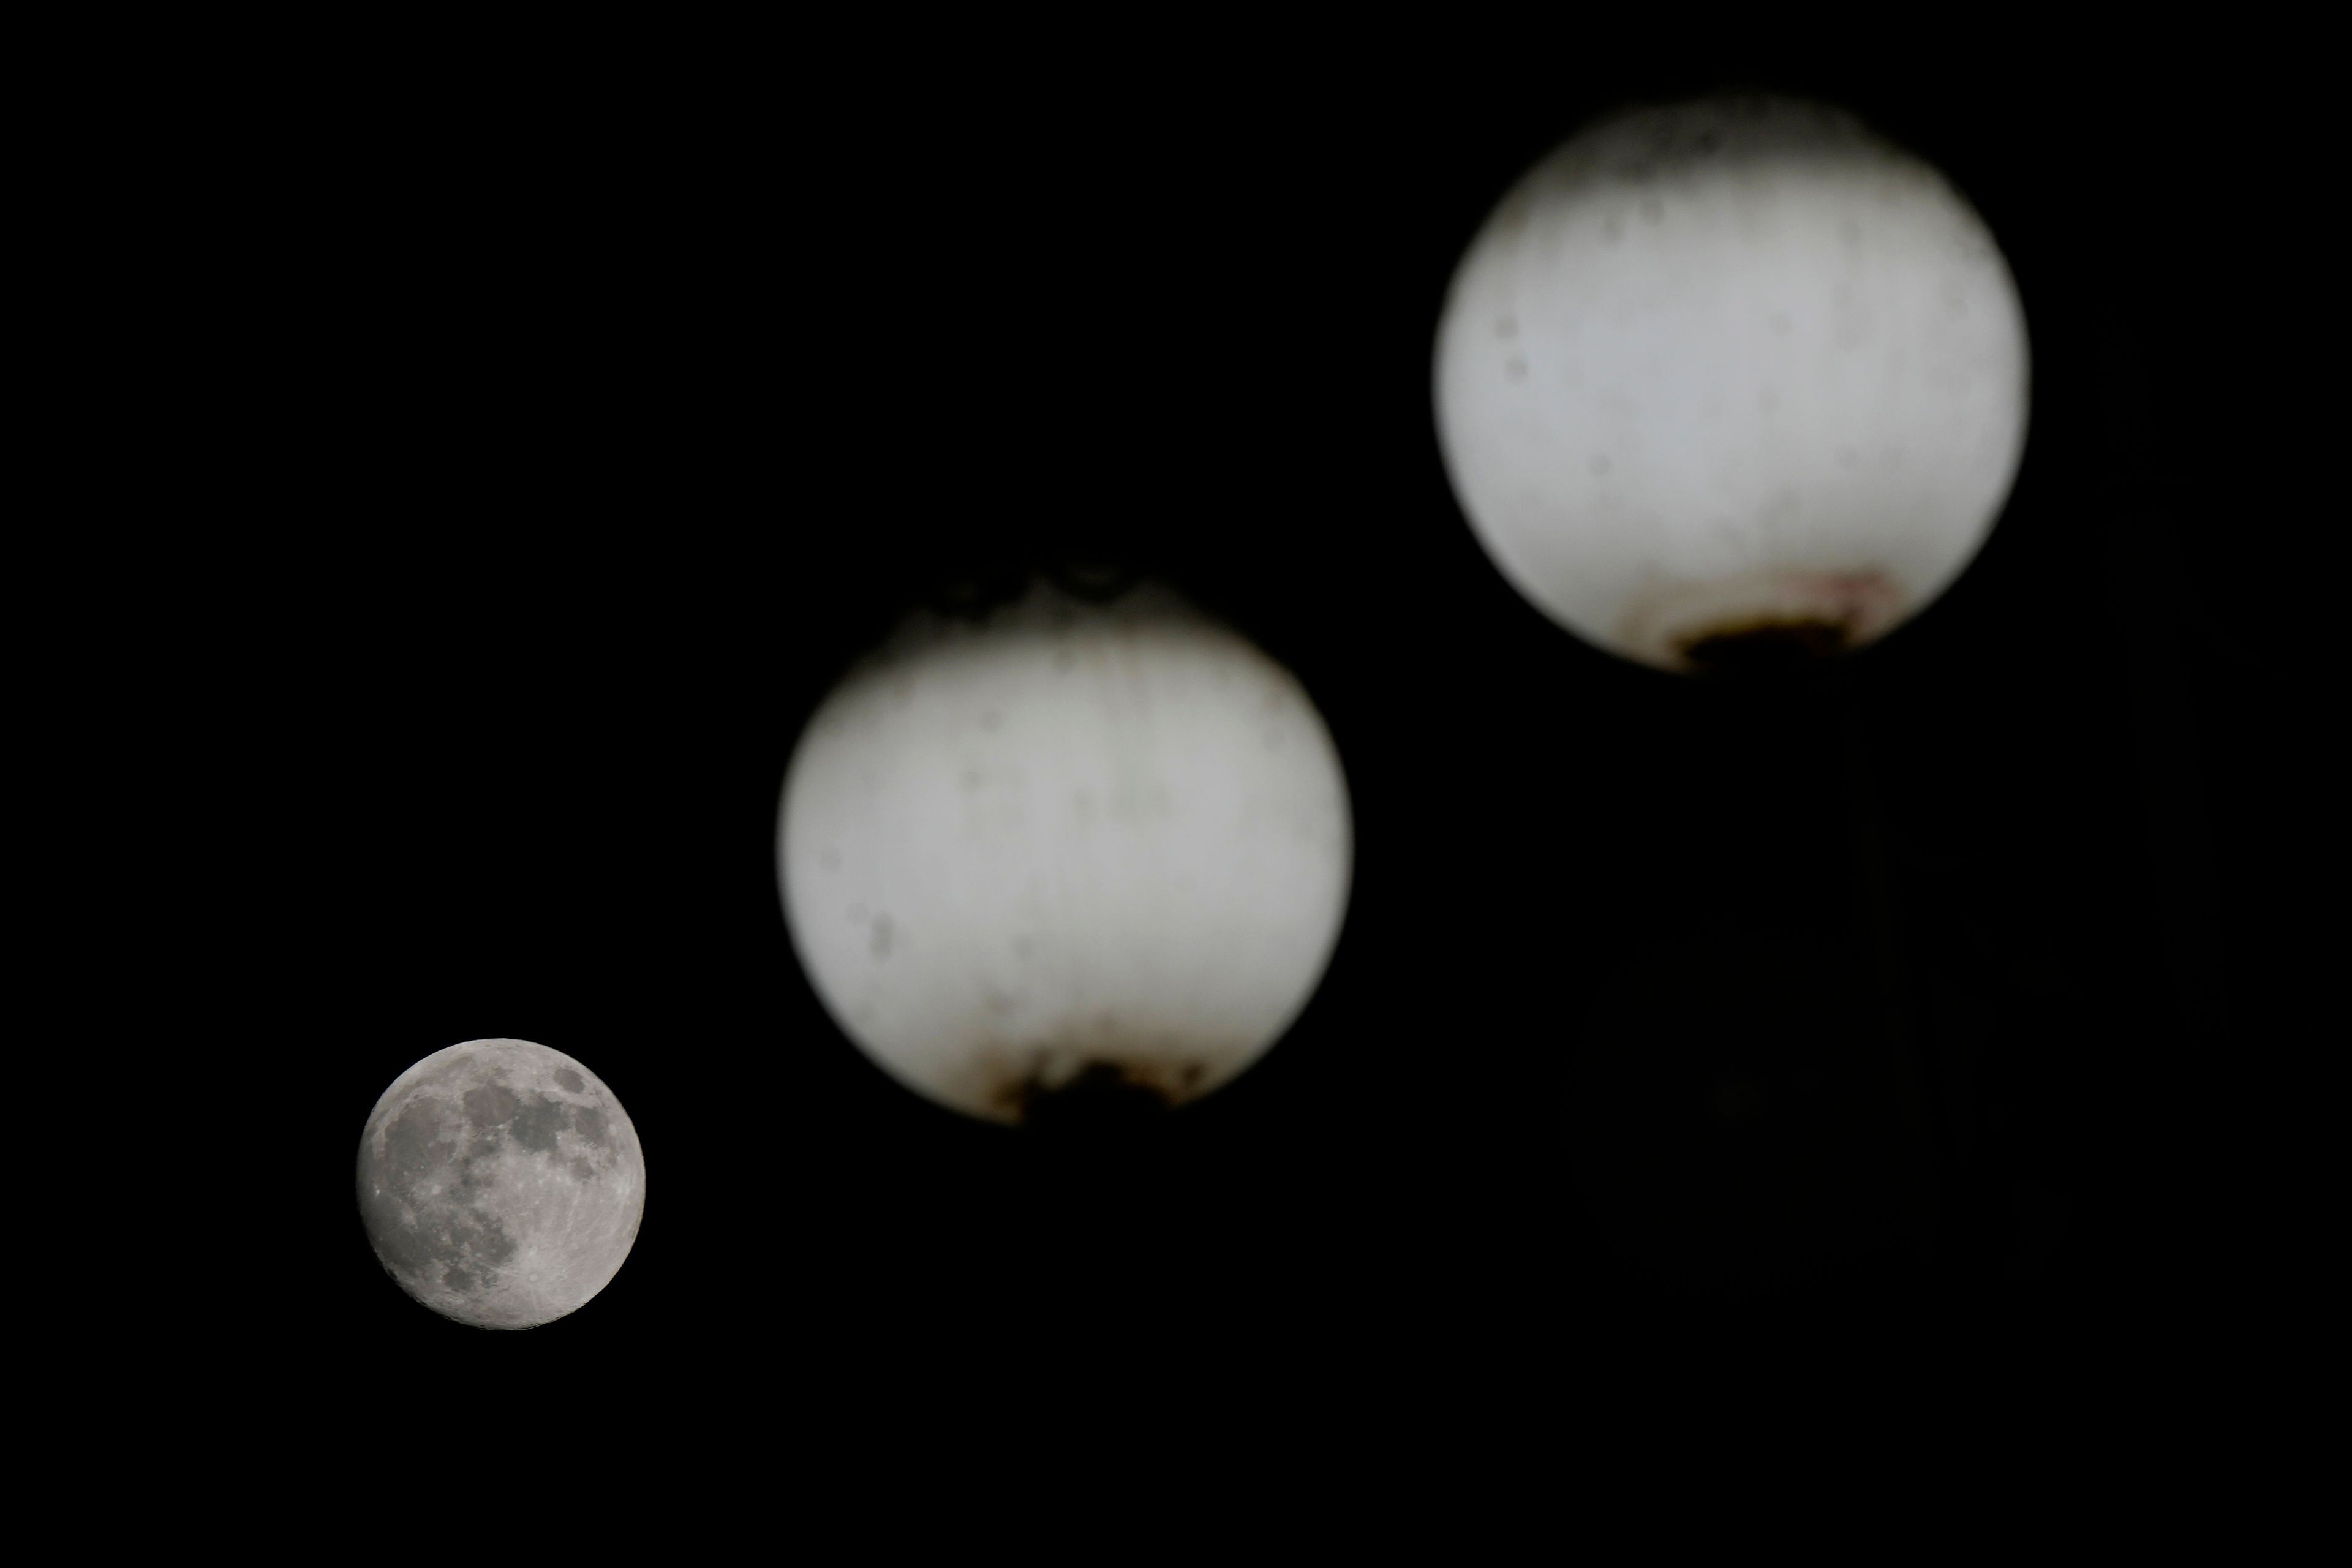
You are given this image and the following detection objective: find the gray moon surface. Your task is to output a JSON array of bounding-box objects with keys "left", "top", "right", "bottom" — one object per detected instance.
[{"left": 356, "top": 1038, "right": 645, "bottom": 1329}]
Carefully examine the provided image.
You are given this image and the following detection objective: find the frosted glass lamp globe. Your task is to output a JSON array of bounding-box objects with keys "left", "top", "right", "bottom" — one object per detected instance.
[
  {"left": 1433, "top": 96, "right": 2030, "bottom": 673},
  {"left": 778, "top": 581, "right": 1352, "bottom": 1126}
]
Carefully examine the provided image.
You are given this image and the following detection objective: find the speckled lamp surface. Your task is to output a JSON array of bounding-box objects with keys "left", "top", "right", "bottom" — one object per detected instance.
[
  {"left": 778, "top": 581, "right": 1353, "bottom": 1125},
  {"left": 1434, "top": 95, "right": 2030, "bottom": 673}
]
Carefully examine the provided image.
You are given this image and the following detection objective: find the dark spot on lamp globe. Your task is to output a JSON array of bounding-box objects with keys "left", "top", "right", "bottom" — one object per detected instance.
[
  {"left": 1676, "top": 617, "right": 1855, "bottom": 674},
  {"left": 1012, "top": 1060, "right": 1185, "bottom": 1138}
]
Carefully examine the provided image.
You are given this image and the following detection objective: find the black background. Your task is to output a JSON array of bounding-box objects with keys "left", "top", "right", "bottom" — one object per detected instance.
[{"left": 176, "top": 27, "right": 2314, "bottom": 1439}]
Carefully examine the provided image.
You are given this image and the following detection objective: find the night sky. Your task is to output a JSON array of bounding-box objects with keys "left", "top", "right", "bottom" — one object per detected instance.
[{"left": 187, "top": 30, "right": 2313, "bottom": 1437}]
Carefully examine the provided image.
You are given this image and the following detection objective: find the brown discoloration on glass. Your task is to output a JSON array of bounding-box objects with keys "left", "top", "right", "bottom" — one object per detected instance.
[
  {"left": 958, "top": 1036, "right": 1229, "bottom": 1129},
  {"left": 1675, "top": 616, "right": 1854, "bottom": 674},
  {"left": 1618, "top": 565, "right": 1906, "bottom": 674},
  {"left": 995, "top": 1057, "right": 1204, "bottom": 1131}
]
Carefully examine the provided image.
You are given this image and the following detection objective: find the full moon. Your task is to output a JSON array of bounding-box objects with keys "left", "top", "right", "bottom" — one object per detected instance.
[
  {"left": 356, "top": 1038, "right": 646, "bottom": 1329},
  {"left": 778, "top": 579, "right": 1352, "bottom": 1125},
  {"left": 1433, "top": 94, "right": 2030, "bottom": 673}
]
